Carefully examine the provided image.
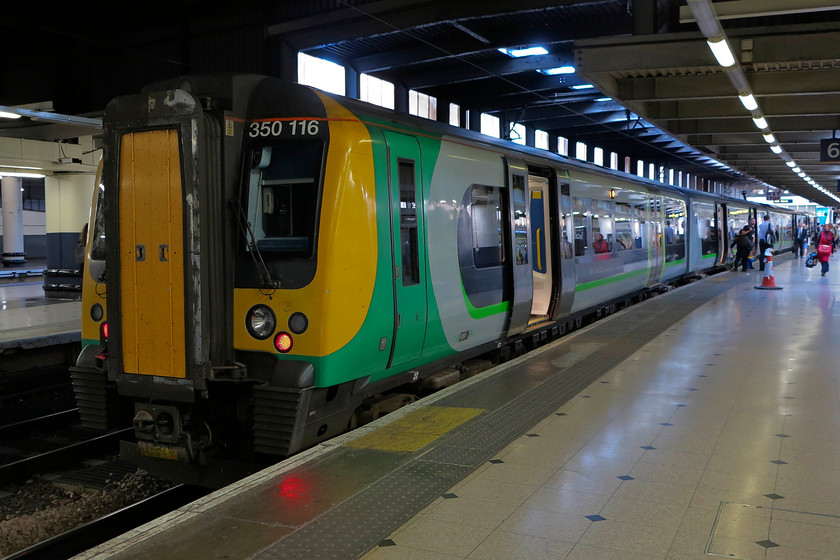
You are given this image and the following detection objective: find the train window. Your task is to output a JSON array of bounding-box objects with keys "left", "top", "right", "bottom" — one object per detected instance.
[
  {"left": 398, "top": 160, "right": 420, "bottom": 285},
  {"left": 664, "top": 197, "right": 686, "bottom": 262},
  {"left": 572, "top": 196, "right": 588, "bottom": 257},
  {"left": 470, "top": 186, "right": 504, "bottom": 268},
  {"left": 632, "top": 202, "right": 646, "bottom": 249},
  {"left": 694, "top": 201, "right": 717, "bottom": 255},
  {"left": 559, "top": 190, "right": 573, "bottom": 259},
  {"left": 591, "top": 201, "right": 612, "bottom": 254},
  {"left": 90, "top": 181, "right": 107, "bottom": 260},
  {"left": 727, "top": 205, "right": 750, "bottom": 247},
  {"left": 512, "top": 175, "right": 528, "bottom": 265},
  {"left": 246, "top": 140, "right": 324, "bottom": 256},
  {"left": 614, "top": 203, "right": 633, "bottom": 251}
]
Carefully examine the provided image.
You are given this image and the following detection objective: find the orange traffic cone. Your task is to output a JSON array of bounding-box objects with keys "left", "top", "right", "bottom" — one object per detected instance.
[{"left": 755, "top": 248, "right": 783, "bottom": 290}]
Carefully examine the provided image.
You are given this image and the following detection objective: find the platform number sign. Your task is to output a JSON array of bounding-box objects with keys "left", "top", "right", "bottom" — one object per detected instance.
[{"left": 820, "top": 139, "right": 840, "bottom": 163}]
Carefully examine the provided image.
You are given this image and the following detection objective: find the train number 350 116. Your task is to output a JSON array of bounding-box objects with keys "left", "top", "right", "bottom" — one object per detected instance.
[{"left": 248, "top": 119, "right": 320, "bottom": 137}]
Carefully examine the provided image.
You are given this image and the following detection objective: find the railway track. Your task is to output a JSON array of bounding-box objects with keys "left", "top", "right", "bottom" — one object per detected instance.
[
  {"left": 0, "top": 406, "right": 131, "bottom": 484},
  {"left": 3, "top": 484, "right": 210, "bottom": 560}
]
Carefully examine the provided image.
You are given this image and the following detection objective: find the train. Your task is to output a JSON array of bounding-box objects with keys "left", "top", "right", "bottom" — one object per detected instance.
[{"left": 70, "top": 74, "right": 805, "bottom": 486}]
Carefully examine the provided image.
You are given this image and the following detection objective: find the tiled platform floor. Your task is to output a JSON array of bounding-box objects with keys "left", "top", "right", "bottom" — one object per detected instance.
[{"left": 363, "top": 257, "right": 840, "bottom": 560}]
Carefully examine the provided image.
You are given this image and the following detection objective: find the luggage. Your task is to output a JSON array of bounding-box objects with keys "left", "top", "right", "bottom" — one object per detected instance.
[{"left": 805, "top": 252, "right": 818, "bottom": 268}]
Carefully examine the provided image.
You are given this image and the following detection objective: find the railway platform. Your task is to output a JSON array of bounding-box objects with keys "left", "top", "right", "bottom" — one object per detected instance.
[
  {"left": 74, "top": 252, "right": 840, "bottom": 560},
  {"left": 0, "top": 259, "right": 80, "bottom": 352}
]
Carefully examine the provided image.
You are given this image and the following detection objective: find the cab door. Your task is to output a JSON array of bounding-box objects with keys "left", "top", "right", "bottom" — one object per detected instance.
[
  {"left": 384, "top": 131, "right": 428, "bottom": 368},
  {"left": 118, "top": 129, "right": 186, "bottom": 378}
]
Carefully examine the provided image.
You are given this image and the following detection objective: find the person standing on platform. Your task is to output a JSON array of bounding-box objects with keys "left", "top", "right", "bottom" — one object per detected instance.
[
  {"left": 730, "top": 228, "right": 754, "bottom": 272},
  {"left": 757, "top": 215, "right": 775, "bottom": 271},
  {"left": 793, "top": 221, "right": 808, "bottom": 258},
  {"left": 816, "top": 223, "right": 835, "bottom": 277}
]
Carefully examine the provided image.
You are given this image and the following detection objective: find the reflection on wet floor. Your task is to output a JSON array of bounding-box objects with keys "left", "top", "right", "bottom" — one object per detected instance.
[{"left": 0, "top": 282, "right": 53, "bottom": 306}]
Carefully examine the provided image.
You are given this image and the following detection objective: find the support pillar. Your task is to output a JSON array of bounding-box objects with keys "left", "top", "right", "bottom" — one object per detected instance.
[
  {"left": 345, "top": 65, "right": 359, "bottom": 100},
  {"left": 2, "top": 176, "right": 25, "bottom": 266}
]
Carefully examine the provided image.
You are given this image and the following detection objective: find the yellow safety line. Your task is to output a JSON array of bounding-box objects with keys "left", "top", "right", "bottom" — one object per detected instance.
[{"left": 345, "top": 406, "right": 485, "bottom": 453}]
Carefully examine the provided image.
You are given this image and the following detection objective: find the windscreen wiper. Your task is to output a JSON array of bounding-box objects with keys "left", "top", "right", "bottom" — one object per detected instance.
[{"left": 231, "top": 199, "right": 278, "bottom": 291}]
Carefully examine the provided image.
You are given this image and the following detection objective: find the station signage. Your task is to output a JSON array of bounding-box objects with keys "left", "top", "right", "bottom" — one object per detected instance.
[{"left": 820, "top": 138, "right": 840, "bottom": 163}]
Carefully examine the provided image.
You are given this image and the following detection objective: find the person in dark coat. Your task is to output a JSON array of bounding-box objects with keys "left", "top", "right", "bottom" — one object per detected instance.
[
  {"left": 793, "top": 220, "right": 808, "bottom": 258},
  {"left": 730, "top": 228, "right": 754, "bottom": 272}
]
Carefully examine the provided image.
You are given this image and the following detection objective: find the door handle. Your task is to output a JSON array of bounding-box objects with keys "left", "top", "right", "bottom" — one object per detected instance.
[
  {"left": 159, "top": 244, "right": 169, "bottom": 262},
  {"left": 136, "top": 245, "right": 145, "bottom": 261}
]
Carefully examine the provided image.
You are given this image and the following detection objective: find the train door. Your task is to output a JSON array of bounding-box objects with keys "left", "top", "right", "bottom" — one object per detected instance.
[
  {"left": 117, "top": 129, "right": 186, "bottom": 378},
  {"left": 647, "top": 194, "right": 664, "bottom": 285},
  {"left": 552, "top": 180, "right": 576, "bottom": 319},
  {"left": 504, "top": 157, "right": 533, "bottom": 336},
  {"left": 529, "top": 171, "right": 551, "bottom": 319},
  {"left": 714, "top": 203, "right": 725, "bottom": 264},
  {"left": 384, "top": 131, "right": 428, "bottom": 368}
]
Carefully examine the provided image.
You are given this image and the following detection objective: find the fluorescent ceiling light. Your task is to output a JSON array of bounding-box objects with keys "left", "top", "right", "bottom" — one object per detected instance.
[
  {"left": 595, "top": 97, "right": 612, "bottom": 102},
  {"left": 752, "top": 116, "right": 768, "bottom": 129},
  {"left": 0, "top": 164, "right": 42, "bottom": 171},
  {"left": 707, "top": 38, "right": 736, "bottom": 68},
  {"left": 0, "top": 171, "right": 45, "bottom": 178},
  {"left": 798, "top": 172, "right": 806, "bottom": 177},
  {"left": 786, "top": 161, "right": 797, "bottom": 168},
  {"left": 499, "top": 46, "right": 548, "bottom": 58},
  {"left": 762, "top": 133, "right": 775, "bottom": 143},
  {"left": 770, "top": 145, "right": 782, "bottom": 154},
  {"left": 740, "top": 94, "right": 758, "bottom": 111},
  {"left": 0, "top": 111, "right": 22, "bottom": 119},
  {"left": 792, "top": 167, "right": 801, "bottom": 173},
  {"left": 571, "top": 84, "right": 594, "bottom": 90},
  {"left": 539, "top": 66, "right": 575, "bottom": 75}
]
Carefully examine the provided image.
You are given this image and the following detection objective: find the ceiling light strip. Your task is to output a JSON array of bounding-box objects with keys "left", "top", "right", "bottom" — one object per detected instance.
[{"left": 686, "top": 0, "right": 838, "bottom": 204}]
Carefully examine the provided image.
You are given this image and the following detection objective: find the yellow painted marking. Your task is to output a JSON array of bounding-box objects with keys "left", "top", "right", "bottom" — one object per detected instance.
[
  {"left": 138, "top": 443, "right": 180, "bottom": 461},
  {"left": 536, "top": 228, "right": 542, "bottom": 270},
  {"left": 345, "top": 406, "right": 485, "bottom": 452},
  {"left": 710, "top": 277, "right": 730, "bottom": 282}
]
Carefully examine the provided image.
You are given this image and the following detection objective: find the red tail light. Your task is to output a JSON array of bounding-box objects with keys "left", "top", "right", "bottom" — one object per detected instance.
[
  {"left": 101, "top": 322, "right": 110, "bottom": 341},
  {"left": 274, "top": 332, "right": 293, "bottom": 353}
]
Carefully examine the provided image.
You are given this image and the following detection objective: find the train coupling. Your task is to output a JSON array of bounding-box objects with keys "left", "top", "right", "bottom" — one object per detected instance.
[{"left": 133, "top": 404, "right": 183, "bottom": 444}]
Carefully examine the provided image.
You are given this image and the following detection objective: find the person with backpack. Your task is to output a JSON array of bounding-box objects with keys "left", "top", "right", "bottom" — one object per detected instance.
[{"left": 730, "top": 227, "right": 754, "bottom": 272}]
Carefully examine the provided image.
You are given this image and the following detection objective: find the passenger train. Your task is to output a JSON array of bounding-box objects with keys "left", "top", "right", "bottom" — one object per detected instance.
[{"left": 71, "top": 74, "right": 803, "bottom": 485}]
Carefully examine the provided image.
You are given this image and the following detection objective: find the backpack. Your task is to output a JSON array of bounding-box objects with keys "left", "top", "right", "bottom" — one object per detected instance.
[
  {"left": 765, "top": 229, "right": 777, "bottom": 245},
  {"left": 805, "top": 252, "right": 818, "bottom": 268}
]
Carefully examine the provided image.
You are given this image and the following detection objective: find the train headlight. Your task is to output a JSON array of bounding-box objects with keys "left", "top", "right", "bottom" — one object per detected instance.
[
  {"left": 274, "top": 332, "right": 293, "bottom": 353},
  {"left": 246, "top": 305, "right": 276, "bottom": 340},
  {"left": 288, "top": 312, "right": 309, "bottom": 334}
]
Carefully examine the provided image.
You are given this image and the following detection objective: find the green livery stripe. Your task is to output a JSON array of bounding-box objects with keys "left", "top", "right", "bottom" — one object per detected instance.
[
  {"left": 665, "top": 258, "right": 686, "bottom": 268},
  {"left": 575, "top": 267, "right": 649, "bottom": 292},
  {"left": 702, "top": 253, "right": 718, "bottom": 259},
  {"left": 461, "top": 283, "right": 510, "bottom": 319}
]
